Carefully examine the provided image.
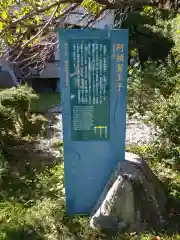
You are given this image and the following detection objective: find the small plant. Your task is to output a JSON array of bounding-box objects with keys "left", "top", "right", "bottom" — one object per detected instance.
[
  {"left": 0, "top": 85, "right": 39, "bottom": 132},
  {"left": 0, "top": 85, "right": 40, "bottom": 146}
]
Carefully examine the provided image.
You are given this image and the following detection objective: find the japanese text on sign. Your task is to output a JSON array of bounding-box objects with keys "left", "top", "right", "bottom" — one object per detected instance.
[
  {"left": 113, "top": 43, "right": 124, "bottom": 92},
  {"left": 64, "top": 42, "right": 69, "bottom": 87},
  {"left": 68, "top": 39, "right": 110, "bottom": 141}
]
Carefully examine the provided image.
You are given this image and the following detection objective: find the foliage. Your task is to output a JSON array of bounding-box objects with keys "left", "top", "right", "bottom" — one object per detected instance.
[
  {"left": 0, "top": 0, "right": 151, "bottom": 79},
  {"left": 22, "top": 114, "right": 48, "bottom": 137},
  {"left": 0, "top": 85, "right": 46, "bottom": 147},
  {"left": 128, "top": 69, "right": 180, "bottom": 166},
  {"left": 171, "top": 14, "right": 180, "bottom": 64},
  {"left": 148, "top": 89, "right": 180, "bottom": 167},
  {"left": 128, "top": 60, "right": 179, "bottom": 115},
  {"left": 0, "top": 105, "right": 16, "bottom": 142},
  {"left": 122, "top": 8, "right": 177, "bottom": 67},
  {"left": 0, "top": 85, "right": 38, "bottom": 111},
  {"left": 127, "top": 13, "right": 180, "bottom": 167},
  {"left": 0, "top": 0, "right": 178, "bottom": 78}
]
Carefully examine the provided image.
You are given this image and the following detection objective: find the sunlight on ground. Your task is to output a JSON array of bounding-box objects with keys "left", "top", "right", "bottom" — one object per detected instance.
[{"left": 0, "top": 145, "right": 179, "bottom": 239}]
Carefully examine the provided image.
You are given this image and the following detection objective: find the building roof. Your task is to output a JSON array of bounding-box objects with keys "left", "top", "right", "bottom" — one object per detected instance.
[{"left": 0, "top": 70, "right": 17, "bottom": 89}]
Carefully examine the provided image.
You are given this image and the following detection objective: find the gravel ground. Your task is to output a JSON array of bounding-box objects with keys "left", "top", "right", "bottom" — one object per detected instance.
[
  {"left": 126, "top": 118, "right": 155, "bottom": 145},
  {"left": 42, "top": 105, "right": 155, "bottom": 150}
]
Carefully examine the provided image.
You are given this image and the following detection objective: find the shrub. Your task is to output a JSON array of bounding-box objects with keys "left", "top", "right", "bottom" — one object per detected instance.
[
  {"left": 127, "top": 13, "right": 180, "bottom": 168},
  {"left": 0, "top": 85, "right": 39, "bottom": 130},
  {"left": 128, "top": 60, "right": 180, "bottom": 167},
  {"left": 0, "top": 85, "right": 42, "bottom": 147},
  {"left": 149, "top": 90, "right": 180, "bottom": 166},
  {"left": 22, "top": 114, "right": 48, "bottom": 137},
  {"left": 0, "top": 105, "right": 15, "bottom": 140}
]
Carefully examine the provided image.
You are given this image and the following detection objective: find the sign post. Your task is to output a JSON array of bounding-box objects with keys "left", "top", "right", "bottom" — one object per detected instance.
[{"left": 59, "top": 29, "right": 128, "bottom": 215}]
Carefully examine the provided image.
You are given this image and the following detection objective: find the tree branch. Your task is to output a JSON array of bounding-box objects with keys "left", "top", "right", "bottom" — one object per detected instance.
[
  {"left": 21, "top": 6, "right": 59, "bottom": 48},
  {"left": 95, "top": 0, "right": 150, "bottom": 8}
]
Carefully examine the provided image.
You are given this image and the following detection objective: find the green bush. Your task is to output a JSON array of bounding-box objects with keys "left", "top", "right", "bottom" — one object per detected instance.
[
  {"left": 0, "top": 85, "right": 39, "bottom": 130},
  {"left": 22, "top": 114, "right": 48, "bottom": 137},
  {"left": 0, "top": 85, "right": 43, "bottom": 147},
  {"left": 128, "top": 60, "right": 179, "bottom": 115},
  {"left": 127, "top": 14, "right": 180, "bottom": 167},
  {"left": 0, "top": 105, "right": 15, "bottom": 139},
  {"left": 128, "top": 61, "right": 180, "bottom": 165},
  {"left": 149, "top": 90, "right": 180, "bottom": 166}
]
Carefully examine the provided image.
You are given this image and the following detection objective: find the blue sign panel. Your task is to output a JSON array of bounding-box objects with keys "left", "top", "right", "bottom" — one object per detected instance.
[{"left": 59, "top": 29, "right": 128, "bottom": 215}]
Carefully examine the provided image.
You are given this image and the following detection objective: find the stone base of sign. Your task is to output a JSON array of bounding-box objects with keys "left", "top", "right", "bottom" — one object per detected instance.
[{"left": 90, "top": 152, "right": 167, "bottom": 232}]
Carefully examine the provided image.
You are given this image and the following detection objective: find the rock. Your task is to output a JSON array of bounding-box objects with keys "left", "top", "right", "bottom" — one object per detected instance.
[{"left": 90, "top": 152, "right": 167, "bottom": 232}]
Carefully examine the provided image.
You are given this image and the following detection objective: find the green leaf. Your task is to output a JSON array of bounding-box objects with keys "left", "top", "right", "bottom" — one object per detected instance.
[
  {"left": 13, "top": 10, "right": 20, "bottom": 16},
  {"left": 7, "top": 34, "right": 13, "bottom": 44},
  {"left": 16, "top": 26, "right": 21, "bottom": 34},
  {"left": 2, "top": 11, "right": 8, "bottom": 20},
  {"left": 82, "top": 0, "right": 104, "bottom": 15},
  {"left": 0, "top": 22, "right": 3, "bottom": 31},
  {"left": 34, "top": 16, "right": 40, "bottom": 23}
]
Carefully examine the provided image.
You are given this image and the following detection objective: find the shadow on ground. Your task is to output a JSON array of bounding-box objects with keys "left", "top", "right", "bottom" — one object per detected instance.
[
  {"left": 2, "top": 226, "right": 45, "bottom": 240},
  {"left": 163, "top": 178, "right": 180, "bottom": 235},
  {"left": 0, "top": 138, "right": 62, "bottom": 207}
]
